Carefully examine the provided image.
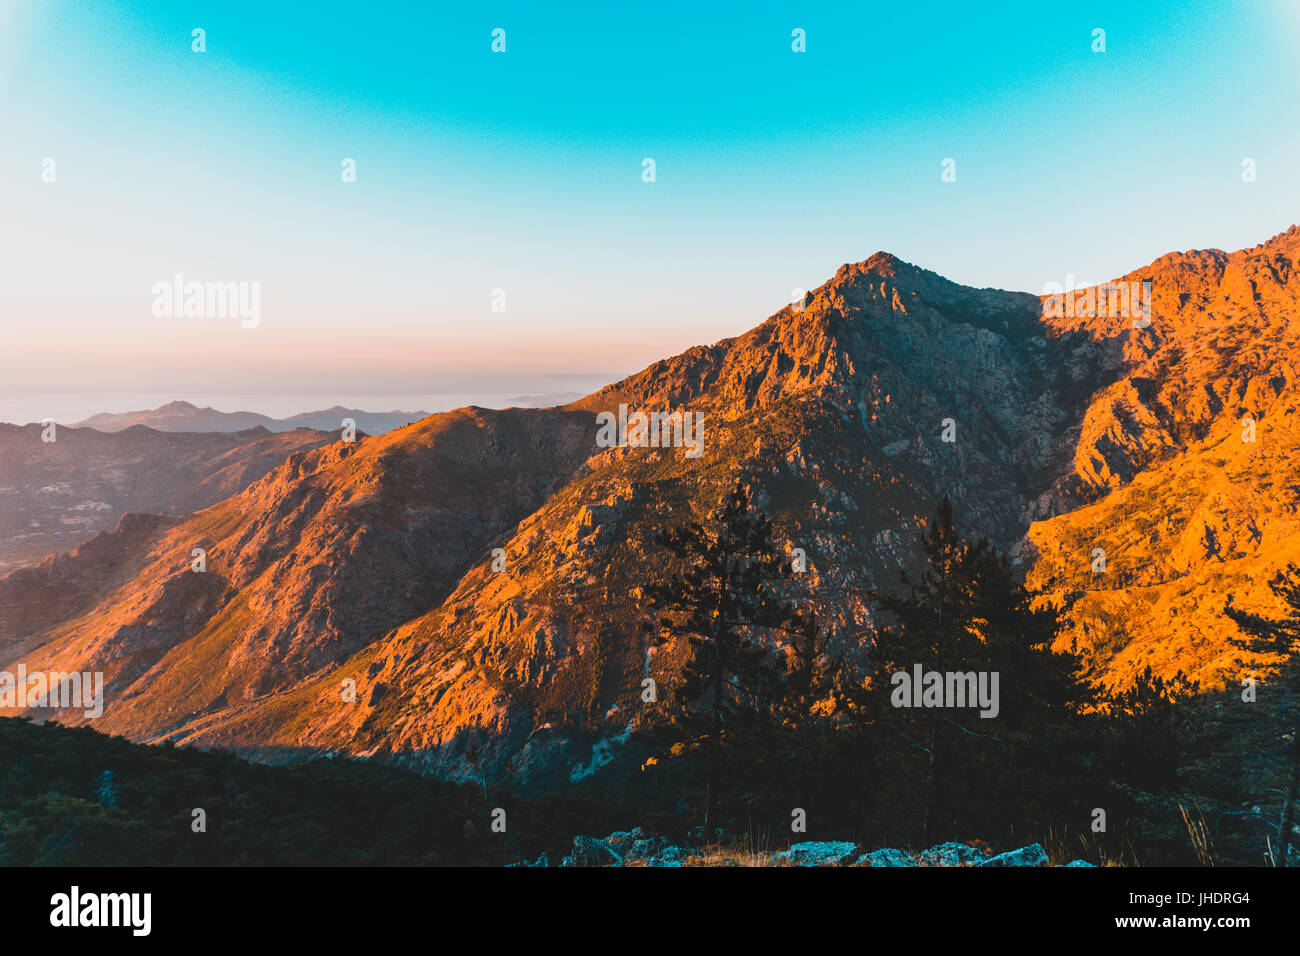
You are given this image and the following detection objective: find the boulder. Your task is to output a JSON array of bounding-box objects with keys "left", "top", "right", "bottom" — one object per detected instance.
[
  {"left": 628, "top": 838, "right": 660, "bottom": 860},
  {"left": 919, "top": 841, "right": 986, "bottom": 866},
  {"left": 1064, "top": 859, "right": 1096, "bottom": 867},
  {"left": 856, "top": 847, "right": 918, "bottom": 867},
  {"left": 773, "top": 841, "right": 859, "bottom": 866},
  {"left": 559, "top": 835, "right": 622, "bottom": 867},
  {"left": 643, "top": 845, "right": 687, "bottom": 866},
  {"left": 603, "top": 829, "right": 644, "bottom": 854},
  {"left": 978, "top": 843, "right": 1048, "bottom": 867}
]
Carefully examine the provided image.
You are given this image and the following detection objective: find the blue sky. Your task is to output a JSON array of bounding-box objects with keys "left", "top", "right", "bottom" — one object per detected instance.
[{"left": 2, "top": 0, "right": 1297, "bottom": 408}]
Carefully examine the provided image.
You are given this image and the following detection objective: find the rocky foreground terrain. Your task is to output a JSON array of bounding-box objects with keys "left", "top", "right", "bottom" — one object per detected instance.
[
  {"left": 2, "top": 225, "right": 1298, "bottom": 792},
  {"left": 516, "top": 830, "right": 1093, "bottom": 868}
]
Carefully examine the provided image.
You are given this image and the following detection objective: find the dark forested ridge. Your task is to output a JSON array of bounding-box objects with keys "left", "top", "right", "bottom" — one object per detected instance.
[
  {"left": 0, "top": 718, "right": 512, "bottom": 866},
  {"left": 3, "top": 497, "right": 1295, "bottom": 868}
]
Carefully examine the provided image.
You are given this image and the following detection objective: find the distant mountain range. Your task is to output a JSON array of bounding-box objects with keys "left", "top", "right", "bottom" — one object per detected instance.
[
  {"left": 65, "top": 395, "right": 585, "bottom": 435},
  {"left": 0, "top": 424, "right": 334, "bottom": 573},
  {"left": 0, "top": 394, "right": 588, "bottom": 573},
  {"left": 69, "top": 401, "right": 428, "bottom": 435},
  {"left": 3, "top": 225, "right": 1298, "bottom": 793}
]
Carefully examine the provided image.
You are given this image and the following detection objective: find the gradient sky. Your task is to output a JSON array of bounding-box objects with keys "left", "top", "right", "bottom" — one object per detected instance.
[{"left": 2, "top": 0, "right": 1298, "bottom": 411}]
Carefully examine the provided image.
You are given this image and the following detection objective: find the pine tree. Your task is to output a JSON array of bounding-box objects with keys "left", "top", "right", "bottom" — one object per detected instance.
[
  {"left": 868, "top": 496, "right": 980, "bottom": 844},
  {"left": 783, "top": 612, "right": 841, "bottom": 764},
  {"left": 1106, "top": 665, "right": 1199, "bottom": 792},
  {"left": 772, "top": 611, "right": 842, "bottom": 815},
  {"left": 866, "top": 495, "right": 1092, "bottom": 845},
  {"left": 646, "top": 482, "right": 796, "bottom": 841},
  {"left": 1225, "top": 565, "right": 1300, "bottom": 866}
]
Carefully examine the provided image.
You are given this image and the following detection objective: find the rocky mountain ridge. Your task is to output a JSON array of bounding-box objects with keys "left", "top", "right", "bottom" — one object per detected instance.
[{"left": 3, "top": 225, "right": 1298, "bottom": 789}]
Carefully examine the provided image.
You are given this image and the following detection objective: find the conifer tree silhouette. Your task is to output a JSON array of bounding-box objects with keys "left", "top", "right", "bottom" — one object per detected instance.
[
  {"left": 781, "top": 611, "right": 841, "bottom": 789},
  {"left": 869, "top": 496, "right": 977, "bottom": 845},
  {"left": 647, "top": 483, "right": 796, "bottom": 841},
  {"left": 1226, "top": 565, "right": 1300, "bottom": 866},
  {"left": 868, "top": 495, "right": 1092, "bottom": 845}
]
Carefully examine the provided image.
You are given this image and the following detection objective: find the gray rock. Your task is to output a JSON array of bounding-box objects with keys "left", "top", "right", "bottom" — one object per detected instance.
[
  {"left": 978, "top": 843, "right": 1048, "bottom": 867},
  {"left": 1064, "top": 859, "right": 1096, "bottom": 867},
  {"left": 628, "top": 838, "right": 660, "bottom": 860},
  {"left": 559, "top": 835, "right": 623, "bottom": 867},
  {"left": 643, "top": 845, "right": 687, "bottom": 866},
  {"left": 773, "top": 841, "right": 859, "bottom": 866},
  {"left": 603, "top": 829, "right": 642, "bottom": 852},
  {"left": 919, "top": 841, "right": 986, "bottom": 866},
  {"left": 612, "top": 828, "right": 674, "bottom": 863},
  {"left": 856, "top": 847, "right": 918, "bottom": 867}
]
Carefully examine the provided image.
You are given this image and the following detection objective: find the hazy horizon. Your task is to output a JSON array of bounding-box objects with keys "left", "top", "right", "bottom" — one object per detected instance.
[
  {"left": 4, "top": 0, "right": 1299, "bottom": 397},
  {"left": 0, "top": 374, "right": 618, "bottom": 426}
]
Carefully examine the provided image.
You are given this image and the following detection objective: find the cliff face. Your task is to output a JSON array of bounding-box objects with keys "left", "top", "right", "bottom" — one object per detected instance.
[
  {"left": 4, "top": 226, "right": 1298, "bottom": 788},
  {"left": 1027, "top": 227, "right": 1300, "bottom": 690}
]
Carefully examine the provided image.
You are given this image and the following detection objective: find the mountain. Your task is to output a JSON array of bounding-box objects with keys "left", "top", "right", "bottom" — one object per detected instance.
[
  {"left": 4, "top": 225, "right": 1298, "bottom": 791},
  {"left": 0, "top": 424, "right": 335, "bottom": 572},
  {"left": 504, "top": 392, "right": 585, "bottom": 408},
  {"left": 0, "top": 409, "right": 596, "bottom": 746},
  {"left": 69, "top": 401, "right": 430, "bottom": 436},
  {"left": 1025, "top": 229, "right": 1300, "bottom": 691}
]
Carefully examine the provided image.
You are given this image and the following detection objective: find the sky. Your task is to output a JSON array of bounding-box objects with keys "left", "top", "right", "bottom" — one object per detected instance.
[{"left": 1, "top": 0, "right": 1298, "bottom": 417}]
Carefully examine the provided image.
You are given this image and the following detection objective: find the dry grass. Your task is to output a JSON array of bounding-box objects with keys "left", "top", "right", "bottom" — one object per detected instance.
[
  {"left": 1179, "top": 803, "right": 1216, "bottom": 867},
  {"left": 1043, "top": 826, "right": 1138, "bottom": 867},
  {"left": 677, "top": 831, "right": 791, "bottom": 866}
]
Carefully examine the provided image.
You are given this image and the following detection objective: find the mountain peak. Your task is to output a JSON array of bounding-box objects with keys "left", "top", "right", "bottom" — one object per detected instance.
[
  {"left": 830, "top": 251, "right": 919, "bottom": 284},
  {"left": 864, "top": 250, "right": 909, "bottom": 270},
  {"left": 1254, "top": 222, "right": 1300, "bottom": 255}
]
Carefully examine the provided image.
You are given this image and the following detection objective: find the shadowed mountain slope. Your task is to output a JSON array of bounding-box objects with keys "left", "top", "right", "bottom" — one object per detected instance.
[
  {"left": 0, "top": 424, "right": 336, "bottom": 571},
  {"left": 4, "top": 226, "right": 1298, "bottom": 789}
]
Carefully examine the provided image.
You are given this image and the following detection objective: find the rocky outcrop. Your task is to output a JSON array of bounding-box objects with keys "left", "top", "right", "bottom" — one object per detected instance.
[
  {"left": 858, "top": 847, "right": 919, "bottom": 867},
  {"left": 978, "top": 843, "right": 1049, "bottom": 867},
  {"left": 773, "top": 841, "right": 859, "bottom": 866},
  {"left": 919, "top": 841, "right": 989, "bottom": 866},
  {"left": 525, "top": 831, "right": 1072, "bottom": 867}
]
